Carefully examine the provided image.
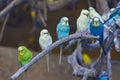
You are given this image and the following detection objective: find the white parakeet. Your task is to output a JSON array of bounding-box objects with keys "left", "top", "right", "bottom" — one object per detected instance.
[
  {"left": 65, "top": 10, "right": 90, "bottom": 49},
  {"left": 39, "top": 29, "right": 52, "bottom": 72},
  {"left": 76, "top": 9, "right": 90, "bottom": 32},
  {"left": 102, "top": 8, "right": 115, "bottom": 21},
  {"left": 89, "top": 7, "right": 104, "bottom": 23}
]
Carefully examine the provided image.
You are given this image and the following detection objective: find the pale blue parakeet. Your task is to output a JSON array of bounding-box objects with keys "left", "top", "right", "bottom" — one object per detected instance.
[
  {"left": 39, "top": 29, "right": 52, "bottom": 72},
  {"left": 89, "top": 7, "right": 104, "bottom": 23},
  {"left": 57, "top": 17, "right": 70, "bottom": 39},
  {"left": 56, "top": 17, "right": 70, "bottom": 64}
]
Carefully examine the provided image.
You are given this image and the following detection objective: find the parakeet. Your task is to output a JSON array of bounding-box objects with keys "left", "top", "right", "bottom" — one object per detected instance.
[
  {"left": 89, "top": 7, "right": 104, "bottom": 23},
  {"left": 90, "top": 17, "right": 106, "bottom": 54},
  {"left": 109, "top": 7, "right": 120, "bottom": 18},
  {"left": 39, "top": 29, "right": 52, "bottom": 72},
  {"left": 97, "top": 76, "right": 107, "bottom": 80},
  {"left": 97, "top": 71, "right": 108, "bottom": 80},
  {"left": 82, "top": 53, "right": 91, "bottom": 65},
  {"left": 102, "top": 8, "right": 115, "bottom": 21},
  {"left": 105, "top": 14, "right": 119, "bottom": 26},
  {"left": 18, "top": 46, "right": 33, "bottom": 67},
  {"left": 104, "top": 8, "right": 120, "bottom": 27},
  {"left": 56, "top": 17, "right": 70, "bottom": 64},
  {"left": 76, "top": 9, "right": 90, "bottom": 32}
]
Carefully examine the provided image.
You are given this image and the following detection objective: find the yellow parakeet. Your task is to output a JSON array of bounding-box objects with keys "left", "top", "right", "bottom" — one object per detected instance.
[{"left": 82, "top": 53, "right": 91, "bottom": 65}]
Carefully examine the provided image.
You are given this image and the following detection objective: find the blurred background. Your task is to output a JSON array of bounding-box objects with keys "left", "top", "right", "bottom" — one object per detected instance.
[{"left": 0, "top": 0, "right": 120, "bottom": 80}]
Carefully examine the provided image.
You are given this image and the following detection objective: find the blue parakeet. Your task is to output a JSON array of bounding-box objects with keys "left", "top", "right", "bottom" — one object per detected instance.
[
  {"left": 39, "top": 29, "right": 52, "bottom": 72},
  {"left": 97, "top": 70, "right": 108, "bottom": 80},
  {"left": 90, "top": 17, "right": 104, "bottom": 44},
  {"left": 97, "top": 76, "right": 108, "bottom": 80},
  {"left": 90, "top": 17, "right": 106, "bottom": 54},
  {"left": 56, "top": 17, "right": 70, "bottom": 64}
]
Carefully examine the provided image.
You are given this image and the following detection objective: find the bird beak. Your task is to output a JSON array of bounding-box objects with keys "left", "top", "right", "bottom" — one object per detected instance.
[
  {"left": 93, "top": 21, "right": 99, "bottom": 27},
  {"left": 19, "top": 51, "right": 24, "bottom": 56},
  {"left": 65, "top": 21, "right": 67, "bottom": 24},
  {"left": 86, "top": 14, "right": 89, "bottom": 17}
]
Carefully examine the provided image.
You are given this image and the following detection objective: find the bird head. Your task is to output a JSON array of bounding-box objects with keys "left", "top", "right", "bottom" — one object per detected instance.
[
  {"left": 60, "top": 17, "right": 69, "bottom": 26},
  {"left": 89, "top": 7, "right": 95, "bottom": 12},
  {"left": 92, "top": 17, "right": 100, "bottom": 27},
  {"left": 110, "top": 8, "right": 115, "bottom": 13},
  {"left": 81, "top": 9, "right": 89, "bottom": 18},
  {"left": 40, "top": 29, "right": 50, "bottom": 38},
  {"left": 18, "top": 46, "right": 27, "bottom": 56}
]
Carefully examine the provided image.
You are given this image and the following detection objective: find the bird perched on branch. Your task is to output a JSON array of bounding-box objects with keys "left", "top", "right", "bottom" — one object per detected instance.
[
  {"left": 102, "top": 8, "right": 115, "bottom": 21},
  {"left": 77, "top": 9, "right": 90, "bottom": 32},
  {"left": 65, "top": 9, "right": 90, "bottom": 49},
  {"left": 109, "top": 6, "right": 120, "bottom": 18},
  {"left": 76, "top": 9, "right": 91, "bottom": 46},
  {"left": 39, "top": 29, "right": 52, "bottom": 72},
  {"left": 90, "top": 17, "right": 106, "bottom": 54},
  {"left": 56, "top": 17, "right": 70, "bottom": 64},
  {"left": 18, "top": 46, "right": 33, "bottom": 67},
  {"left": 104, "top": 13, "right": 120, "bottom": 33},
  {"left": 89, "top": 7, "right": 104, "bottom": 23}
]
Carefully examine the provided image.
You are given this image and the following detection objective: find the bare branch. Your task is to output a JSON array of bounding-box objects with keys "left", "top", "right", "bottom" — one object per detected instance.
[
  {"left": 107, "top": 51, "right": 112, "bottom": 80},
  {"left": 0, "top": 0, "right": 25, "bottom": 18},
  {"left": 67, "top": 44, "right": 96, "bottom": 79},
  {"left": 10, "top": 32, "right": 98, "bottom": 80},
  {"left": 0, "top": 14, "right": 9, "bottom": 42}
]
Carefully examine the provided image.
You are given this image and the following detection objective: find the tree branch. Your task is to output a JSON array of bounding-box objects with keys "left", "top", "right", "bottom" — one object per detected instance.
[
  {"left": 107, "top": 51, "right": 112, "bottom": 80},
  {"left": 0, "top": 0, "right": 25, "bottom": 18},
  {"left": 10, "top": 32, "right": 98, "bottom": 80}
]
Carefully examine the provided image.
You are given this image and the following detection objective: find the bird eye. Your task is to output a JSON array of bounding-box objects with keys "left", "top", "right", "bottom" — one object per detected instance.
[{"left": 44, "top": 33, "right": 48, "bottom": 34}]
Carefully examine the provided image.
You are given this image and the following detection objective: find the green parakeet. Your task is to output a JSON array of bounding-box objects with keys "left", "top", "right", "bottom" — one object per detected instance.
[
  {"left": 39, "top": 29, "right": 52, "bottom": 72},
  {"left": 76, "top": 9, "right": 90, "bottom": 32},
  {"left": 18, "top": 46, "right": 33, "bottom": 66}
]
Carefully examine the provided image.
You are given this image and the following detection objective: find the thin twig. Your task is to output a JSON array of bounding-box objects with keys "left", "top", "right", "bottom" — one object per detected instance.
[
  {"left": 43, "top": 0, "right": 47, "bottom": 21},
  {"left": 0, "top": 0, "right": 25, "bottom": 18},
  {"left": 0, "top": 13, "right": 9, "bottom": 42},
  {"left": 107, "top": 51, "right": 112, "bottom": 80}
]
